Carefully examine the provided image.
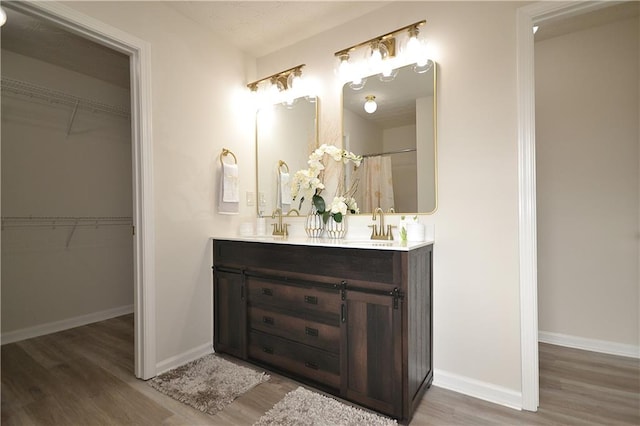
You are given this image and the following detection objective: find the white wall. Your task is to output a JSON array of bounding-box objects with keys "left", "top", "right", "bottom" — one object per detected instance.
[
  {"left": 61, "top": 1, "right": 256, "bottom": 365},
  {"left": 536, "top": 16, "right": 639, "bottom": 351},
  {"left": 1, "top": 50, "right": 133, "bottom": 336},
  {"left": 343, "top": 107, "right": 383, "bottom": 156},
  {"left": 257, "top": 0, "right": 523, "bottom": 401}
]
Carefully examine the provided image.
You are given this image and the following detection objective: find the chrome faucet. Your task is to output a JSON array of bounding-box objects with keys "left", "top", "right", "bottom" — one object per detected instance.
[
  {"left": 370, "top": 207, "right": 395, "bottom": 240},
  {"left": 271, "top": 208, "right": 288, "bottom": 237}
]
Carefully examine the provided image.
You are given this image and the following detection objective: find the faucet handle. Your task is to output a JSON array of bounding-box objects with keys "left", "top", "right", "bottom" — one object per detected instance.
[
  {"left": 368, "top": 224, "right": 378, "bottom": 239},
  {"left": 386, "top": 224, "right": 397, "bottom": 241},
  {"left": 283, "top": 223, "right": 289, "bottom": 237}
]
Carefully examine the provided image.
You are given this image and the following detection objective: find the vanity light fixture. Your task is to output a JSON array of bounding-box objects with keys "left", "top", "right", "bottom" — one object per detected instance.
[
  {"left": 0, "top": 7, "right": 6, "bottom": 27},
  {"left": 335, "top": 20, "right": 426, "bottom": 84},
  {"left": 247, "top": 64, "right": 306, "bottom": 107},
  {"left": 364, "top": 95, "right": 377, "bottom": 114}
]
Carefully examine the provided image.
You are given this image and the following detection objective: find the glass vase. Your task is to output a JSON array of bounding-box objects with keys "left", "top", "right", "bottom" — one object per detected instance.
[
  {"left": 305, "top": 206, "right": 324, "bottom": 238},
  {"left": 325, "top": 215, "right": 347, "bottom": 239}
]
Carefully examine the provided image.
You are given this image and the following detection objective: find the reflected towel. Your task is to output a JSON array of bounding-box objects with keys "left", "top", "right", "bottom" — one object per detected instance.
[
  {"left": 222, "top": 163, "right": 239, "bottom": 202},
  {"left": 279, "top": 172, "right": 292, "bottom": 205}
]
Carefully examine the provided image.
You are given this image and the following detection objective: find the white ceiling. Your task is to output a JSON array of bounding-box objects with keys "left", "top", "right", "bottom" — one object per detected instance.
[
  {"left": 165, "top": 1, "right": 390, "bottom": 58},
  {"left": 1, "top": 1, "right": 638, "bottom": 90}
]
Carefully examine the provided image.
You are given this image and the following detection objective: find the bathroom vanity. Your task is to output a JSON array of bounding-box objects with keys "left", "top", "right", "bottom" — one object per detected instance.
[{"left": 211, "top": 237, "right": 433, "bottom": 423}]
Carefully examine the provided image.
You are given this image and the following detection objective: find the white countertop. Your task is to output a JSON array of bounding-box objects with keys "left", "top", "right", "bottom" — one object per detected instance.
[{"left": 211, "top": 235, "right": 434, "bottom": 251}]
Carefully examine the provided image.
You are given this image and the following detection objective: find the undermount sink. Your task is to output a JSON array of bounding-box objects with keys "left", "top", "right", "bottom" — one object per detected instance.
[
  {"left": 342, "top": 240, "right": 395, "bottom": 247},
  {"left": 238, "top": 235, "right": 284, "bottom": 241}
]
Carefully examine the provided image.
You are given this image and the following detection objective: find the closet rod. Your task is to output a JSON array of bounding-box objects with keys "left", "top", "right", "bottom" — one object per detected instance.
[
  {"left": 361, "top": 148, "right": 416, "bottom": 158},
  {"left": 0, "top": 78, "right": 131, "bottom": 118},
  {"left": 1, "top": 216, "right": 132, "bottom": 230}
]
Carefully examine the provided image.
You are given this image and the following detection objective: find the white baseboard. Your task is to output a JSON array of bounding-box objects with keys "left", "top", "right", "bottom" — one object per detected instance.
[
  {"left": 433, "top": 369, "right": 522, "bottom": 410},
  {"left": 155, "top": 342, "right": 213, "bottom": 375},
  {"left": 1, "top": 304, "right": 134, "bottom": 345},
  {"left": 539, "top": 331, "right": 640, "bottom": 359}
]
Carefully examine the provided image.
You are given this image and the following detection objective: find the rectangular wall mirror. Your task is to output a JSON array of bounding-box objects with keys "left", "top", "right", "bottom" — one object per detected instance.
[
  {"left": 342, "top": 60, "right": 437, "bottom": 214},
  {"left": 256, "top": 96, "right": 318, "bottom": 216}
]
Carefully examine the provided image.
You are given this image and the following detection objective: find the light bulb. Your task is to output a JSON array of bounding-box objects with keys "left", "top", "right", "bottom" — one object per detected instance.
[
  {"left": 406, "top": 36, "right": 420, "bottom": 56},
  {"left": 364, "top": 95, "right": 377, "bottom": 114},
  {"left": 368, "top": 41, "right": 388, "bottom": 71},
  {"left": 0, "top": 7, "right": 6, "bottom": 27},
  {"left": 337, "top": 53, "right": 350, "bottom": 80},
  {"left": 533, "top": 25, "right": 539, "bottom": 34}
]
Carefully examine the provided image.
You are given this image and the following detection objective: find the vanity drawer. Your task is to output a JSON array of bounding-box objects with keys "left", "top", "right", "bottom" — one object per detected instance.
[
  {"left": 246, "top": 277, "right": 340, "bottom": 317},
  {"left": 249, "top": 306, "right": 340, "bottom": 353},
  {"left": 248, "top": 330, "right": 340, "bottom": 389}
]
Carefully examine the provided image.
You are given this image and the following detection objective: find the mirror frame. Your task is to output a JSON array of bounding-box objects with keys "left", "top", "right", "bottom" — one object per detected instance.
[
  {"left": 255, "top": 96, "right": 319, "bottom": 217},
  {"left": 341, "top": 60, "right": 438, "bottom": 216}
]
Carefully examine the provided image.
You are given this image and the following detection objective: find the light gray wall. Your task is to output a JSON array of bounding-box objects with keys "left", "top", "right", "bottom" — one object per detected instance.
[
  {"left": 258, "top": 1, "right": 524, "bottom": 394},
  {"left": 1, "top": 50, "right": 133, "bottom": 335},
  {"left": 536, "top": 16, "right": 639, "bottom": 347}
]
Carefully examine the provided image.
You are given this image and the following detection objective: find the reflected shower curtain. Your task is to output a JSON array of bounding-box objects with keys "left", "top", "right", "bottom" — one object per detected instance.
[{"left": 356, "top": 156, "right": 395, "bottom": 212}]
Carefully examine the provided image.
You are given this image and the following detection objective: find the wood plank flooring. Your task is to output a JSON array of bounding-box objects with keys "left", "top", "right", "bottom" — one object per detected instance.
[{"left": 2, "top": 315, "right": 638, "bottom": 425}]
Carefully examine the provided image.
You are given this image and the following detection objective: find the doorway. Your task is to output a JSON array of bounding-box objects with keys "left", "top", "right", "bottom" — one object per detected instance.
[
  {"left": 534, "top": 3, "right": 639, "bottom": 357},
  {"left": 1, "top": 7, "right": 134, "bottom": 347},
  {"left": 517, "top": 0, "right": 639, "bottom": 411},
  {"left": 1, "top": 1, "right": 155, "bottom": 379}
]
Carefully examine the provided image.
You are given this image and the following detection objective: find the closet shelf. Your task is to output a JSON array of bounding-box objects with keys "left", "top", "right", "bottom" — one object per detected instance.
[
  {"left": 1, "top": 77, "right": 131, "bottom": 118},
  {"left": 1, "top": 216, "right": 133, "bottom": 229}
]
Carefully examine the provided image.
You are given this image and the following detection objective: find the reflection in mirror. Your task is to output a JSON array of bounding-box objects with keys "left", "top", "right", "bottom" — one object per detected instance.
[
  {"left": 342, "top": 61, "right": 436, "bottom": 214},
  {"left": 256, "top": 96, "right": 317, "bottom": 216}
]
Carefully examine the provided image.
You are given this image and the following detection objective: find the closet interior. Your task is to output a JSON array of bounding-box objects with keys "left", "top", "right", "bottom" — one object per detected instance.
[{"left": 1, "top": 7, "right": 134, "bottom": 343}]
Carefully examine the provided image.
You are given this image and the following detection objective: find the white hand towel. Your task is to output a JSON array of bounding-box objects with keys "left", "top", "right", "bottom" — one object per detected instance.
[
  {"left": 222, "top": 163, "right": 239, "bottom": 203},
  {"left": 280, "top": 172, "right": 292, "bottom": 205},
  {"left": 218, "top": 164, "right": 239, "bottom": 215}
]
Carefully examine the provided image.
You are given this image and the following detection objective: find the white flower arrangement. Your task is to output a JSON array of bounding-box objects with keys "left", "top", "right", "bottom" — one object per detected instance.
[{"left": 291, "top": 144, "right": 362, "bottom": 223}]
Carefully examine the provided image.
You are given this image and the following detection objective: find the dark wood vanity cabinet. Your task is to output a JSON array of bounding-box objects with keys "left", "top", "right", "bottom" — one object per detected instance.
[{"left": 212, "top": 239, "right": 433, "bottom": 423}]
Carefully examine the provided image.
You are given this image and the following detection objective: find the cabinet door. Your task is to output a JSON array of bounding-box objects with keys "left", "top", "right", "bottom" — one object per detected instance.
[
  {"left": 213, "top": 269, "right": 246, "bottom": 359},
  {"left": 341, "top": 290, "right": 402, "bottom": 418}
]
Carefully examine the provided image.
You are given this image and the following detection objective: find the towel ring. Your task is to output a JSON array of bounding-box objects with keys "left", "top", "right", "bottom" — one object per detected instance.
[
  {"left": 220, "top": 148, "right": 237, "bottom": 166},
  {"left": 278, "top": 160, "right": 289, "bottom": 173}
]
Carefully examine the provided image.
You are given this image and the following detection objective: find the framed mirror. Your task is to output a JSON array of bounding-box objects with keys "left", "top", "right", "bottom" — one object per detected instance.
[
  {"left": 256, "top": 96, "right": 318, "bottom": 216},
  {"left": 342, "top": 61, "right": 437, "bottom": 214}
]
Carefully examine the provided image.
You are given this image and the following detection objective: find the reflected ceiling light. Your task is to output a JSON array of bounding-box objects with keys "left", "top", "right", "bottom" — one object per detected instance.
[
  {"left": 0, "top": 7, "right": 6, "bottom": 27},
  {"left": 533, "top": 25, "right": 539, "bottom": 34},
  {"left": 364, "top": 95, "right": 377, "bottom": 114}
]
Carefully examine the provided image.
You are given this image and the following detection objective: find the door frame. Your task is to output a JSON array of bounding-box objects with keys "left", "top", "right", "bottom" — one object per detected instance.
[
  {"left": 516, "top": 0, "right": 615, "bottom": 411},
  {"left": 6, "top": 1, "right": 157, "bottom": 379}
]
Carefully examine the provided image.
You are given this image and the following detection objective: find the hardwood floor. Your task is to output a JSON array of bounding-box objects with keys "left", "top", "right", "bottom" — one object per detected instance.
[{"left": 2, "top": 315, "right": 638, "bottom": 425}]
